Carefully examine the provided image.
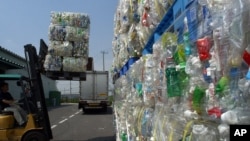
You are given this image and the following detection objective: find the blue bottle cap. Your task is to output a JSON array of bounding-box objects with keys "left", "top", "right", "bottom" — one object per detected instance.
[
  {"left": 230, "top": 68, "right": 238, "bottom": 77},
  {"left": 246, "top": 70, "right": 250, "bottom": 80}
]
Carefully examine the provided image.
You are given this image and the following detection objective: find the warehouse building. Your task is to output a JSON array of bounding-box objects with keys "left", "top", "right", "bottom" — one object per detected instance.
[{"left": 0, "top": 45, "right": 58, "bottom": 105}]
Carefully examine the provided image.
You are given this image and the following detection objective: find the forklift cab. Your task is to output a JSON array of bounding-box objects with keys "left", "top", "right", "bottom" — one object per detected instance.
[
  {"left": 0, "top": 74, "right": 52, "bottom": 141},
  {"left": 0, "top": 44, "right": 53, "bottom": 141}
]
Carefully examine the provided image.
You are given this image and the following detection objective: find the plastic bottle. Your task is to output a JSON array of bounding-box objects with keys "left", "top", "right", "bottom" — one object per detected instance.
[
  {"left": 202, "top": 61, "right": 213, "bottom": 83},
  {"left": 237, "top": 69, "right": 250, "bottom": 106},
  {"left": 206, "top": 83, "right": 222, "bottom": 119},
  {"left": 192, "top": 86, "right": 206, "bottom": 115},
  {"left": 183, "top": 17, "right": 192, "bottom": 56},
  {"left": 229, "top": 67, "right": 240, "bottom": 97},
  {"left": 243, "top": 45, "right": 250, "bottom": 66},
  {"left": 141, "top": 6, "right": 150, "bottom": 27},
  {"left": 191, "top": 124, "right": 208, "bottom": 141},
  {"left": 165, "top": 65, "right": 181, "bottom": 97},
  {"left": 215, "top": 76, "right": 229, "bottom": 95},
  {"left": 135, "top": 83, "right": 143, "bottom": 97},
  {"left": 191, "top": 124, "right": 218, "bottom": 141},
  {"left": 221, "top": 108, "right": 250, "bottom": 125},
  {"left": 218, "top": 124, "right": 230, "bottom": 141},
  {"left": 196, "top": 37, "right": 211, "bottom": 62},
  {"left": 121, "top": 132, "right": 127, "bottom": 141},
  {"left": 173, "top": 44, "right": 185, "bottom": 65},
  {"left": 185, "top": 55, "right": 202, "bottom": 76}
]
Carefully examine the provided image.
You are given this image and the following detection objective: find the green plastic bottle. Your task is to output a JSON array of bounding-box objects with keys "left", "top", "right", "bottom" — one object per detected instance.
[
  {"left": 192, "top": 86, "right": 206, "bottom": 115},
  {"left": 165, "top": 67, "right": 181, "bottom": 97},
  {"left": 215, "top": 76, "right": 229, "bottom": 96},
  {"left": 121, "top": 132, "right": 127, "bottom": 141}
]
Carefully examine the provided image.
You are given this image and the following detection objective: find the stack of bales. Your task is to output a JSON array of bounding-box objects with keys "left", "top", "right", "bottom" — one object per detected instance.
[{"left": 44, "top": 11, "right": 90, "bottom": 72}]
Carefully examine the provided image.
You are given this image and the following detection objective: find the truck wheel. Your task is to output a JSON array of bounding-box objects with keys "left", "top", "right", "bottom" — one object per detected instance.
[
  {"left": 82, "top": 107, "right": 86, "bottom": 113},
  {"left": 22, "top": 131, "right": 48, "bottom": 141},
  {"left": 102, "top": 106, "right": 107, "bottom": 112}
]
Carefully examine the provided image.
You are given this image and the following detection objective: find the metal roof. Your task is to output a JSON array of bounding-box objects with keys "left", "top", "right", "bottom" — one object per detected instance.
[
  {"left": 0, "top": 46, "right": 25, "bottom": 69},
  {"left": 0, "top": 46, "right": 25, "bottom": 61},
  {"left": 0, "top": 56, "right": 25, "bottom": 68}
]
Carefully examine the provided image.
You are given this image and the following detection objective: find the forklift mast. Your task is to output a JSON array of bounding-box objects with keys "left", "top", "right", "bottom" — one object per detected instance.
[{"left": 24, "top": 44, "right": 53, "bottom": 139}]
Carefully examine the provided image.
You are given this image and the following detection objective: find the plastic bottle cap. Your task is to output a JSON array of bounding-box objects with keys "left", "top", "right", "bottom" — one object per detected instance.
[
  {"left": 184, "top": 17, "right": 188, "bottom": 24},
  {"left": 206, "top": 67, "right": 211, "bottom": 76},
  {"left": 184, "top": 110, "right": 192, "bottom": 118}
]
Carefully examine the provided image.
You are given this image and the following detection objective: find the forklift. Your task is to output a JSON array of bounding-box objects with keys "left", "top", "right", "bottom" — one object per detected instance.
[{"left": 0, "top": 44, "right": 53, "bottom": 141}]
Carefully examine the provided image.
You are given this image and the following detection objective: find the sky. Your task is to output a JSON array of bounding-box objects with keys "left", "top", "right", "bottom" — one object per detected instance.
[
  {"left": 0, "top": 0, "right": 118, "bottom": 71},
  {"left": 0, "top": 0, "right": 119, "bottom": 94}
]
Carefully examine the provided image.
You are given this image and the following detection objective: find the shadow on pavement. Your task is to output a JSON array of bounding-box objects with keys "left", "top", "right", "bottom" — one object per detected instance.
[
  {"left": 82, "top": 106, "right": 113, "bottom": 115},
  {"left": 52, "top": 135, "right": 116, "bottom": 141},
  {"left": 86, "top": 135, "right": 116, "bottom": 141}
]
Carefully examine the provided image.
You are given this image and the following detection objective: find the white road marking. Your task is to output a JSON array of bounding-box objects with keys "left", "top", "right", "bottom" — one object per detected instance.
[
  {"left": 59, "top": 118, "right": 68, "bottom": 124},
  {"left": 51, "top": 125, "right": 57, "bottom": 129},
  {"left": 51, "top": 110, "right": 81, "bottom": 129}
]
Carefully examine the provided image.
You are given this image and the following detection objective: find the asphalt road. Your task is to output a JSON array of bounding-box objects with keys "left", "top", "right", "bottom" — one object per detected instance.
[{"left": 48, "top": 103, "right": 116, "bottom": 141}]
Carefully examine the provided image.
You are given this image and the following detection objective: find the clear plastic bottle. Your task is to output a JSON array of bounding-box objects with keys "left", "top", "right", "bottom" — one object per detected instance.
[
  {"left": 221, "top": 107, "right": 250, "bottom": 125},
  {"left": 191, "top": 124, "right": 208, "bottom": 141},
  {"left": 185, "top": 55, "right": 202, "bottom": 76},
  {"left": 218, "top": 124, "right": 230, "bottom": 141},
  {"left": 183, "top": 17, "right": 192, "bottom": 56},
  {"left": 191, "top": 124, "right": 218, "bottom": 141},
  {"left": 237, "top": 69, "right": 250, "bottom": 107}
]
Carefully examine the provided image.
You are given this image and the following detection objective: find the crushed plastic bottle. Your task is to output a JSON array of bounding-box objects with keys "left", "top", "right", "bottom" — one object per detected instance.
[
  {"left": 243, "top": 45, "right": 250, "bottom": 66},
  {"left": 237, "top": 69, "right": 250, "bottom": 107},
  {"left": 215, "top": 76, "right": 229, "bottom": 95},
  {"left": 196, "top": 37, "right": 211, "bottom": 61},
  {"left": 191, "top": 124, "right": 217, "bottom": 141},
  {"left": 183, "top": 17, "right": 192, "bottom": 56},
  {"left": 221, "top": 107, "right": 250, "bottom": 125},
  {"left": 192, "top": 86, "right": 206, "bottom": 115}
]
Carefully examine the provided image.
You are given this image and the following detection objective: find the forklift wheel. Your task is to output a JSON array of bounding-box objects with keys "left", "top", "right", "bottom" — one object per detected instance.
[{"left": 22, "top": 131, "right": 48, "bottom": 141}]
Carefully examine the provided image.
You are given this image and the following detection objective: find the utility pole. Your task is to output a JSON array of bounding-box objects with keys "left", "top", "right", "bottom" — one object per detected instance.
[
  {"left": 70, "top": 81, "right": 72, "bottom": 100},
  {"left": 101, "top": 51, "right": 108, "bottom": 71}
]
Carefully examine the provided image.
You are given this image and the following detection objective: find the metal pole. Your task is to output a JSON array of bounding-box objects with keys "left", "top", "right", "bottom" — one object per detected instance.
[
  {"left": 70, "top": 81, "right": 71, "bottom": 100},
  {"left": 101, "top": 51, "right": 108, "bottom": 71},
  {"left": 103, "top": 52, "right": 104, "bottom": 71},
  {"left": 70, "top": 81, "right": 71, "bottom": 94}
]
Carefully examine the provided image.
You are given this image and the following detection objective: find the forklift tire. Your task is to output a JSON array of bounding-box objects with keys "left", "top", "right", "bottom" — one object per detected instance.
[{"left": 22, "top": 131, "right": 48, "bottom": 141}]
